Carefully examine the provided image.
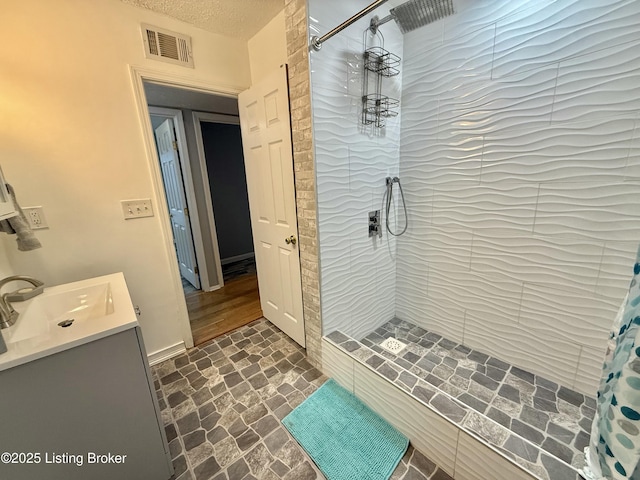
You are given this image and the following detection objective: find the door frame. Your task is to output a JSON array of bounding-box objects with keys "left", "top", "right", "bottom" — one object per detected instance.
[
  {"left": 130, "top": 65, "right": 243, "bottom": 350},
  {"left": 149, "top": 107, "right": 222, "bottom": 292},
  {"left": 191, "top": 111, "right": 245, "bottom": 285}
]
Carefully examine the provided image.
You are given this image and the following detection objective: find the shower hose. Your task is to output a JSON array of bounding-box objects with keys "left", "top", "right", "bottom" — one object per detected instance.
[{"left": 385, "top": 176, "right": 408, "bottom": 236}]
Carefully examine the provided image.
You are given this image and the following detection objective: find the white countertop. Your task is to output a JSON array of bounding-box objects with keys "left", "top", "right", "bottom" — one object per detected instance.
[{"left": 0, "top": 272, "right": 139, "bottom": 372}]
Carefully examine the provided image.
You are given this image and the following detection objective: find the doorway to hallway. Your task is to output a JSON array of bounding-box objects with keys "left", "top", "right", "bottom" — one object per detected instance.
[
  {"left": 146, "top": 82, "right": 262, "bottom": 346},
  {"left": 133, "top": 65, "right": 305, "bottom": 351}
]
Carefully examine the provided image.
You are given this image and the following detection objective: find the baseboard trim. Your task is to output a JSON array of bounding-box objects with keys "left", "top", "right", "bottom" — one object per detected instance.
[
  {"left": 148, "top": 342, "right": 187, "bottom": 366},
  {"left": 220, "top": 252, "right": 255, "bottom": 265}
]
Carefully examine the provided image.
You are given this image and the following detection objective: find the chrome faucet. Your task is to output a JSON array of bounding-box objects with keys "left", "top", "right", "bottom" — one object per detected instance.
[{"left": 0, "top": 276, "right": 44, "bottom": 329}]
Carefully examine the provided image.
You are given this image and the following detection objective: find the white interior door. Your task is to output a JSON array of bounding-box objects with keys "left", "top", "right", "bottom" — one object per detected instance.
[
  {"left": 155, "top": 119, "right": 200, "bottom": 289},
  {"left": 238, "top": 65, "right": 305, "bottom": 347}
]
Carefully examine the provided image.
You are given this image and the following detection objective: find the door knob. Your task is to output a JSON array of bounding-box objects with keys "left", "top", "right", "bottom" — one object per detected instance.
[{"left": 285, "top": 235, "right": 297, "bottom": 245}]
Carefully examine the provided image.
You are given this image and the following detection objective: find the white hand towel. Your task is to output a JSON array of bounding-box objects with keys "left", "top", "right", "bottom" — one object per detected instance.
[{"left": 0, "top": 184, "right": 42, "bottom": 251}]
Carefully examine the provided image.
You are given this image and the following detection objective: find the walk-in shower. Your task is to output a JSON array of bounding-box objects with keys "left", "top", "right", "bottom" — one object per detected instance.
[{"left": 311, "top": 0, "right": 640, "bottom": 478}]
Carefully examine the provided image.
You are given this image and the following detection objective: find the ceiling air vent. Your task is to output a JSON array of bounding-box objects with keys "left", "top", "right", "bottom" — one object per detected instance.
[{"left": 141, "top": 24, "right": 194, "bottom": 68}]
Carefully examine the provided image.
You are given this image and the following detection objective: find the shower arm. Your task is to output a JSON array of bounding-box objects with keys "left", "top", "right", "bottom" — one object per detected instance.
[
  {"left": 310, "top": 0, "right": 389, "bottom": 51},
  {"left": 369, "top": 14, "right": 394, "bottom": 34}
]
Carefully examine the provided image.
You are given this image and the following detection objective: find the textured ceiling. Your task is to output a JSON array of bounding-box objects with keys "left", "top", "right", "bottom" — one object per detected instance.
[{"left": 121, "top": 0, "right": 285, "bottom": 40}]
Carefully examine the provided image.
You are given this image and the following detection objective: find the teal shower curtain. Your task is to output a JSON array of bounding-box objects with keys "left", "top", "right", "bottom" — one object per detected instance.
[{"left": 584, "top": 245, "right": 640, "bottom": 480}]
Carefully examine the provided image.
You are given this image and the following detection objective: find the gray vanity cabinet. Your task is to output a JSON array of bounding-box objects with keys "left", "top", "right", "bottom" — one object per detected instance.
[{"left": 0, "top": 327, "right": 173, "bottom": 480}]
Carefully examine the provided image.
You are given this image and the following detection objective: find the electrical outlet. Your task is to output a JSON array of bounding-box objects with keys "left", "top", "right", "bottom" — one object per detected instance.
[
  {"left": 23, "top": 206, "right": 48, "bottom": 229},
  {"left": 121, "top": 199, "right": 154, "bottom": 219}
]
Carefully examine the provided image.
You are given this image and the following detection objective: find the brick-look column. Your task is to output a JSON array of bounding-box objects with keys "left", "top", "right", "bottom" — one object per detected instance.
[{"left": 284, "top": 0, "right": 322, "bottom": 368}]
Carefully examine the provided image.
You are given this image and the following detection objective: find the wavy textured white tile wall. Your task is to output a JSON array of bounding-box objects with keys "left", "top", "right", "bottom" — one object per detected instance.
[
  {"left": 437, "top": 66, "right": 558, "bottom": 137},
  {"left": 431, "top": 184, "right": 538, "bottom": 233},
  {"left": 322, "top": 340, "right": 354, "bottom": 391},
  {"left": 310, "top": 0, "right": 403, "bottom": 339},
  {"left": 427, "top": 266, "right": 523, "bottom": 324},
  {"left": 480, "top": 118, "right": 635, "bottom": 183},
  {"left": 518, "top": 282, "right": 616, "bottom": 349},
  {"left": 463, "top": 311, "right": 581, "bottom": 389},
  {"left": 442, "top": 0, "right": 557, "bottom": 42},
  {"left": 469, "top": 234, "right": 604, "bottom": 293},
  {"left": 401, "top": 137, "right": 483, "bottom": 183},
  {"left": 624, "top": 130, "right": 640, "bottom": 180},
  {"left": 553, "top": 41, "right": 640, "bottom": 123},
  {"left": 597, "top": 242, "right": 639, "bottom": 299},
  {"left": 534, "top": 182, "right": 640, "bottom": 240},
  {"left": 403, "top": 24, "right": 494, "bottom": 91},
  {"left": 398, "top": 0, "right": 640, "bottom": 395},
  {"left": 492, "top": 0, "right": 640, "bottom": 78},
  {"left": 353, "top": 361, "right": 459, "bottom": 476},
  {"left": 575, "top": 345, "right": 609, "bottom": 397}
]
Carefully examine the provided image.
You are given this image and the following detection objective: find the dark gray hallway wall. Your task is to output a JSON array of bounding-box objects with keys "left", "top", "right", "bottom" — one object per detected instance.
[{"left": 201, "top": 122, "right": 254, "bottom": 261}]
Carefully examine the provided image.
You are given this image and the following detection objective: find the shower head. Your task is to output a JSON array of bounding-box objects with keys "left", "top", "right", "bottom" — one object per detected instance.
[
  {"left": 310, "top": 0, "right": 455, "bottom": 51},
  {"left": 370, "top": 0, "right": 455, "bottom": 35}
]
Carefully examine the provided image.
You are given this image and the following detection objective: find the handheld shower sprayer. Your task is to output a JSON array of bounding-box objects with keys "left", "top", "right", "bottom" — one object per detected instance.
[{"left": 385, "top": 176, "right": 408, "bottom": 236}]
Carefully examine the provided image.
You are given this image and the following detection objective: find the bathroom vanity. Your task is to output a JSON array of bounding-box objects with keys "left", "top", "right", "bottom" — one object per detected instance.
[{"left": 0, "top": 273, "right": 173, "bottom": 480}]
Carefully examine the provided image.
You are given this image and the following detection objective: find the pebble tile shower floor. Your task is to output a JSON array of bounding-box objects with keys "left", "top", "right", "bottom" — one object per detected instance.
[{"left": 153, "top": 318, "right": 454, "bottom": 480}]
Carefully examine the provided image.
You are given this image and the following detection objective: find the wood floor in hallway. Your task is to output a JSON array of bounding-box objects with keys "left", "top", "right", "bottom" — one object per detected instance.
[{"left": 185, "top": 272, "right": 262, "bottom": 346}]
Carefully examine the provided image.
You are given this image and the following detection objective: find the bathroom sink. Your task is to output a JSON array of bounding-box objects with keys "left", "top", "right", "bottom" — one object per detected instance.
[
  {"left": 0, "top": 272, "right": 172, "bottom": 480},
  {"left": 0, "top": 272, "right": 137, "bottom": 371},
  {"left": 5, "top": 283, "right": 114, "bottom": 343}
]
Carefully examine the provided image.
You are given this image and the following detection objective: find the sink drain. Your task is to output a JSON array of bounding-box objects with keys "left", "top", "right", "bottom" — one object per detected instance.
[{"left": 58, "top": 319, "right": 74, "bottom": 328}]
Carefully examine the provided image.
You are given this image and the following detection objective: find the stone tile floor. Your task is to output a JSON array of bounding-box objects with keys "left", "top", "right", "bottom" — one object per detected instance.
[
  {"left": 152, "top": 318, "right": 453, "bottom": 480},
  {"left": 361, "top": 319, "right": 595, "bottom": 469},
  {"left": 325, "top": 318, "right": 595, "bottom": 480}
]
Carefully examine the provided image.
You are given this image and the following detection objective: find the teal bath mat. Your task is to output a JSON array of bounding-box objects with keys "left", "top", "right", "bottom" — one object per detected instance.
[{"left": 282, "top": 379, "right": 408, "bottom": 480}]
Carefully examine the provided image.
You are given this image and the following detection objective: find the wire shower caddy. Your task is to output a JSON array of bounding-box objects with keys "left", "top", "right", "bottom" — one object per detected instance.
[{"left": 362, "top": 30, "right": 400, "bottom": 128}]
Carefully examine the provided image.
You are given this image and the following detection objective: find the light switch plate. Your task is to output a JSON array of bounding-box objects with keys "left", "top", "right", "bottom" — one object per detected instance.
[
  {"left": 121, "top": 199, "right": 154, "bottom": 219},
  {"left": 23, "top": 206, "right": 49, "bottom": 229}
]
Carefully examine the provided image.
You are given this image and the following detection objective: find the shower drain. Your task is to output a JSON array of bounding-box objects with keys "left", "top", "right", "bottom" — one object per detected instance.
[{"left": 380, "top": 337, "right": 407, "bottom": 355}]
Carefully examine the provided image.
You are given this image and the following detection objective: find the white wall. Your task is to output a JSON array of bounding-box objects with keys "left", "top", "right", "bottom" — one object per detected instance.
[
  {"left": 310, "top": 0, "right": 403, "bottom": 339},
  {"left": 0, "top": 0, "right": 251, "bottom": 356},
  {"left": 397, "top": 0, "right": 640, "bottom": 395},
  {"left": 248, "top": 11, "right": 288, "bottom": 84}
]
